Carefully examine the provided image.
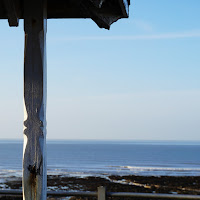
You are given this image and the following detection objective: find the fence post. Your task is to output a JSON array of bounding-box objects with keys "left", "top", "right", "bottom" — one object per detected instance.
[{"left": 98, "top": 186, "right": 106, "bottom": 200}]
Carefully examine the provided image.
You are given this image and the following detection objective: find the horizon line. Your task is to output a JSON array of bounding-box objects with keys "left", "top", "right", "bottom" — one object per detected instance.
[{"left": 1, "top": 139, "right": 200, "bottom": 142}]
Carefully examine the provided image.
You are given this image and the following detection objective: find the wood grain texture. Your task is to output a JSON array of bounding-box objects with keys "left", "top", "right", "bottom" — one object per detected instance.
[{"left": 23, "top": 0, "right": 47, "bottom": 199}]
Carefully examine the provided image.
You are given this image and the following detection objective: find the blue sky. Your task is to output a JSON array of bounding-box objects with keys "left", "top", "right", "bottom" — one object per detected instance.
[{"left": 0, "top": 0, "right": 199, "bottom": 140}]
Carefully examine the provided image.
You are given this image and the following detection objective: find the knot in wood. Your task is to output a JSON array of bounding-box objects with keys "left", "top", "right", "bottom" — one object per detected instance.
[{"left": 28, "top": 164, "right": 41, "bottom": 177}]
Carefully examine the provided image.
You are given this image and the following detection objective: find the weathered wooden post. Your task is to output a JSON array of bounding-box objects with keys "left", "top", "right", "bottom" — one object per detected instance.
[
  {"left": 0, "top": 0, "right": 130, "bottom": 199},
  {"left": 23, "top": 0, "right": 47, "bottom": 199},
  {"left": 98, "top": 186, "right": 106, "bottom": 200}
]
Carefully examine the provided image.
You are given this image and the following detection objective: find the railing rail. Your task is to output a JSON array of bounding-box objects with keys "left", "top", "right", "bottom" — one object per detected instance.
[{"left": 1, "top": 187, "right": 200, "bottom": 199}]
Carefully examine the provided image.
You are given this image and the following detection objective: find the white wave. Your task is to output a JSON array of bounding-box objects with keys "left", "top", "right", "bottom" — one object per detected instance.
[
  {"left": 106, "top": 165, "right": 200, "bottom": 176},
  {"left": 120, "top": 166, "right": 200, "bottom": 172}
]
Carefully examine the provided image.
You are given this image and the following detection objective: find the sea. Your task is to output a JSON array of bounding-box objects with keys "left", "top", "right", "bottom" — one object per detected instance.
[{"left": 1, "top": 140, "right": 200, "bottom": 180}]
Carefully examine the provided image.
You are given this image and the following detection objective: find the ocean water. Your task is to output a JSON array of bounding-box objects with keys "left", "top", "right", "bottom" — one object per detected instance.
[{"left": 0, "top": 140, "right": 200, "bottom": 178}]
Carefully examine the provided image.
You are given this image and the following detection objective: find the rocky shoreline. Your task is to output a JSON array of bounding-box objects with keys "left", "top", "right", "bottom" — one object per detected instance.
[{"left": 1, "top": 175, "right": 200, "bottom": 199}]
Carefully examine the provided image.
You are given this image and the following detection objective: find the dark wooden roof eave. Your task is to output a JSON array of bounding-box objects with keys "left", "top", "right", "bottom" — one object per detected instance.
[{"left": 0, "top": 0, "right": 130, "bottom": 29}]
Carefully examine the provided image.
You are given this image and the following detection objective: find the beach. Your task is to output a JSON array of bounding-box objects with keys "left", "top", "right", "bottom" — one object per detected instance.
[{"left": 1, "top": 174, "right": 200, "bottom": 199}]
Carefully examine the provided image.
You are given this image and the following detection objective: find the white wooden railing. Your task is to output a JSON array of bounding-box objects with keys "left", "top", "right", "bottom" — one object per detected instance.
[{"left": 1, "top": 186, "right": 200, "bottom": 199}]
